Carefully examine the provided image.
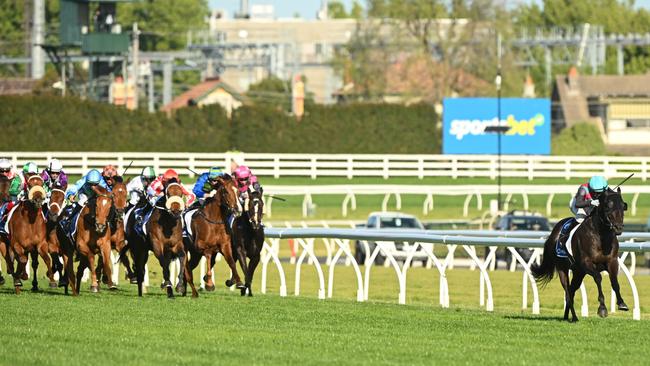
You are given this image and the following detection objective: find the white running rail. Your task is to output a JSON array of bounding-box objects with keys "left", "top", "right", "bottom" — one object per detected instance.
[{"left": 1, "top": 152, "right": 648, "bottom": 180}]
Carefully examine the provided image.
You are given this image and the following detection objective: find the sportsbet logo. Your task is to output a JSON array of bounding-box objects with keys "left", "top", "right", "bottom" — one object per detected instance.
[{"left": 449, "top": 113, "right": 545, "bottom": 140}]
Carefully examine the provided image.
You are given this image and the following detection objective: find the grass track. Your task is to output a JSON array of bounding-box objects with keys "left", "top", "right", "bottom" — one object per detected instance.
[{"left": 2, "top": 261, "right": 650, "bottom": 365}]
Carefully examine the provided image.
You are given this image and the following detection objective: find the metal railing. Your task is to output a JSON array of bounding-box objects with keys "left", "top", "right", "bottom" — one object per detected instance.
[
  {"left": 1, "top": 152, "right": 648, "bottom": 181},
  {"left": 260, "top": 227, "right": 650, "bottom": 320}
]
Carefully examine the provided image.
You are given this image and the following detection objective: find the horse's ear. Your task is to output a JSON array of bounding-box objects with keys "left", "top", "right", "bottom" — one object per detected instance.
[{"left": 617, "top": 186, "right": 621, "bottom": 194}]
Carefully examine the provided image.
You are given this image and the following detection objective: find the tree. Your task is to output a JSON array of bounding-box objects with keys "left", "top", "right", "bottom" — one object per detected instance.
[
  {"left": 117, "top": 0, "right": 210, "bottom": 51},
  {"left": 328, "top": 1, "right": 349, "bottom": 19}
]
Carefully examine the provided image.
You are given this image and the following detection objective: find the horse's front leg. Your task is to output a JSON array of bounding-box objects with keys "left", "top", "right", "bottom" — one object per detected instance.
[
  {"left": 11, "top": 244, "right": 27, "bottom": 294},
  {"left": 85, "top": 248, "right": 99, "bottom": 293},
  {"left": 592, "top": 271, "right": 608, "bottom": 318},
  {"left": 235, "top": 239, "right": 249, "bottom": 296},
  {"left": 203, "top": 253, "right": 216, "bottom": 292},
  {"left": 567, "top": 269, "right": 586, "bottom": 322},
  {"left": 99, "top": 239, "right": 116, "bottom": 290},
  {"left": 221, "top": 241, "right": 244, "bottom": 289},
  {"left": 38, "top": 240, "right": 57, "bottom": 288},
  {"left": 246, "top": 253, "right": 261, "bottom": 297},
  {"left": 30, "top": 250, "right": 40, "bottom": 292},
  {"left": 175, "top": 250, "right": 186, "bottom": 294},
  {"left": 608, "top": 257, "right": 629, "bottom": 311}
]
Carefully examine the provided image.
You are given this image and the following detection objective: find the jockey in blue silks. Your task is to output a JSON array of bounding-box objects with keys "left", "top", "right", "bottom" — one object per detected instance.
[
  {"left": 60, "top": 169, "right": 108, "bottom": 238},
  {"left": 192, "top": 167, "right": 225, "bottom": 202}
]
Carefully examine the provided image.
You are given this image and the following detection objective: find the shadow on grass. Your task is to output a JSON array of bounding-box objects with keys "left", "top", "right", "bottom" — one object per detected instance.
[{"left": 503, "top": 314, "right": 566, "bottom": 322}]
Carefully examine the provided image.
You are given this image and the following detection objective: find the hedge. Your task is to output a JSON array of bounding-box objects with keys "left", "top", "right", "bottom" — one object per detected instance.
[
  {"left": 551, "top": 122, "right": 607, "bottom": 156},
  {"left": 0, "top": 95, "right": 440, "bottom": 153}
]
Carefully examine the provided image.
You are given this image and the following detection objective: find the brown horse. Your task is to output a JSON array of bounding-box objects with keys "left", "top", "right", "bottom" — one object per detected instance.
[
  {"left": 74, "top": 185, "right": 116, "bottom": 294},
  {"left": 6, "top": 175, "right": 56, "bottom": 293},
  {"left": 96, "top": 177, "right": 135, "bottom": 284},
  {"left": 182, "top": 174, "right": 243, "bottom": 298},
  {"left": 130, "top": 179, "right": 187, "bottom": 297},
  {"left": 532, "top": 187, "right": 629, "bottom": 322},
  {"left": 231, "top": 188, "right": 265, "bottom": 296}
]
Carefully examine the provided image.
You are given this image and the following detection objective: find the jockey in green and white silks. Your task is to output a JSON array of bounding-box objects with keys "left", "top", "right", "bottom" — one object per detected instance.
[{"left": 126, "top": 166, "right": 156, "bottom": 207}]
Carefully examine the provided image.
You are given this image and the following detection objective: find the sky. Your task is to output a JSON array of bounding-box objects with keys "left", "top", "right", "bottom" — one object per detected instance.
[{"left": 209, "top": 0, "right": 650, "bottom": 19}]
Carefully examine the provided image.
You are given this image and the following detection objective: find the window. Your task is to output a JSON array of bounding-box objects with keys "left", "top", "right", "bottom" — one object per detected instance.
[{"left": 626, "top": 119, "right": 650, "bottom": 128}]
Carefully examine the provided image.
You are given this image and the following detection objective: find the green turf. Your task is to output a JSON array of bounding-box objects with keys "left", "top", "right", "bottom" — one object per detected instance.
[{"left": 2, "top": 258, "right": 650, "bottom": 365}]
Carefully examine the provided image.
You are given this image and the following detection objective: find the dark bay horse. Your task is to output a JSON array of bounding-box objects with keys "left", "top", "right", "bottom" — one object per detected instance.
[
  {"left": 182, "top": 174, "right": 243, "bottom": 298},
  {"left": 532, "top": 187, "right": 629, "bottom": 322},
  {"left": 232, "top": 188, "right": 265, "bottom": 296},
  {"left": 0, "top": 175, "right": 12, "bottom": 285},
  {"left": 7, "top": 175, "right": 56, "bottom": 293},
  {"left": 74, "top": 185, "right": 116, "bottom": 294},
  {"left": 45, "top": 184, "right": 69, "bottom": 287},
  {"left": 96, "top": 177, "right": 135, "bottom": 284},
  {"left": 129, "top": 180, "right": 186, "bottom": 297}
]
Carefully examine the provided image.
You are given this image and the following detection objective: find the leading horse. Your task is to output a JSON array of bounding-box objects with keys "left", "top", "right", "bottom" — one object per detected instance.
[
  {"left": 182, "top": 174, "right": 243, "bottom": 298},
  {"left": 0, "top": 175, "right": 12, "bottom": 285},
  {"left": 532, "top": 187, "right": 629, "bottom": 322}
]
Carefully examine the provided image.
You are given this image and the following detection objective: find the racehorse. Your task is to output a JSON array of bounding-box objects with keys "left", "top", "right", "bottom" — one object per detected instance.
[
  {"left": 532, "top": 187, "right": 629, "bottom": 322},
  {"left": 0, "top": 175, "right": 12, "bottom": 285},
  {"left": 96, "top": 177, "right": 135, "bottom": 284},
  {"left": 231, "top": 188, "right": 265, "bottom": 296},
  {"left": 182, "top": 174, "right": 243, "bottom": 298},
  {"left": 128, "top": 179, "right": 186, "bottom": 297},
  {"left": 74, "top": 185, "right": 116, "bottom": 294},
  {"left": 6, "top": 175, "right": 56, "bottom": 294},
  {"left": 45, "top": 184, "right": 68, "bottom": 285}
]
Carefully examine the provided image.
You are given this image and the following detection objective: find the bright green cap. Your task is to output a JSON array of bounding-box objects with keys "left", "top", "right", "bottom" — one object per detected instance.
[{"left": 141, "top": 166, "right": 156, "bottom": 179}]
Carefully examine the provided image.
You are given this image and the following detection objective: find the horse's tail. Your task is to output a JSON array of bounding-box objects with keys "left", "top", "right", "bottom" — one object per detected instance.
[{"left": 531, "top": 220, "right": 567, "bottom": 288}]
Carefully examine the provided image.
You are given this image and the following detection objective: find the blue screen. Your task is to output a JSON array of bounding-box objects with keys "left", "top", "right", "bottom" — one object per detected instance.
[{"left": 442, "top": 98, "right": 551, "bottom": 155}]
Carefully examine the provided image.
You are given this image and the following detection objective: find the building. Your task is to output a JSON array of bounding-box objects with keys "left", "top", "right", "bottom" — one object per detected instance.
[
  {"left": 161, "top": 77, "right": 245, "bottom": 117},
  {"left": 552, "top": 67, "right": 650, "bottom": 153}
]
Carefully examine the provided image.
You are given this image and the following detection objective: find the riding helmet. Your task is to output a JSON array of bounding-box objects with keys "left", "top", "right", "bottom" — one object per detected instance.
[
  {"left": 22, "top": 161, "right": 38, "bottom": 174},
  {"left": 208, "top": 167, "right": 224, "bottom": 179},
  {"left": 588, "top": 175, "right": 608, "bottom": 192},
  {"left": 48, "top": 158, "right": 63, "bottom": 173},
  {"left": 141, "top": 166, "right": 156, "bottom": 179},
  {"left": 87, "top": 169, "right": 102, "bottom": 184}
]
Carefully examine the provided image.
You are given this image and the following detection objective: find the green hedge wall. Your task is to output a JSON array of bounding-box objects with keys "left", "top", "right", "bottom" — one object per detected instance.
[
  {"left": 551, "top": 122, "right": 607, "bottom": 156},
  {"left": 0, "top": 95, "right": 440, "bottom": 153}
]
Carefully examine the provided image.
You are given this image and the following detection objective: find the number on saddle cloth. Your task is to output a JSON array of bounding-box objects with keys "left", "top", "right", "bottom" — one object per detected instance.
[{"left": 134, "top": 205, "right": 155, "bottom": 237}]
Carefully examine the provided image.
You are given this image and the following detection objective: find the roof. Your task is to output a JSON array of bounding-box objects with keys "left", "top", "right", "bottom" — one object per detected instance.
[
  {"left": 0, "top": 78, "right": 37, "bottom": 95},
  {"left": 161, "top": 77, "right": 245, "bottom": 112},
  {"left": 577, "top": 74, "right": 650, "bottom": 97}
]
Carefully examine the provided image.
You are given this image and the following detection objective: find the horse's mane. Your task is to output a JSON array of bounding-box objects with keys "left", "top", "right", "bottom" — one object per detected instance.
[
  {"left": 92, "top": 185, "right": 109, "bottom": 195},
  {"left": 113, "top": 175, "right": 124, "bottom": 184}
]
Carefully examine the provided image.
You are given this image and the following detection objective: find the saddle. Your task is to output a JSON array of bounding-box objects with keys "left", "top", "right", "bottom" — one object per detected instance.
[{"left": 133, "top": 204, "right": 155, "bottom": 238}]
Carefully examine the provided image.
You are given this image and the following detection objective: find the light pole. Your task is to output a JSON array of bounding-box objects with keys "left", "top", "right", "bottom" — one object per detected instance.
[{"left": 484, "top": 33, "right": 508, "bottom": 211}]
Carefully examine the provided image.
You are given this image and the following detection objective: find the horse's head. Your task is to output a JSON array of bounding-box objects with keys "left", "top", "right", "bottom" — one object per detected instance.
[
  {"left": 247, "top": 189, "right": 264, "bottom": 230},
  {"left": 47, "top": 184, "right": 67, "bottom": 222},
  {"left": 0, "top": 175, "right": 10, "bottom": 203},
  {"left": 92, "top": 185, "right": 113, "bottom": 234},
  {"left": 164, "top": 179, "right": 185, "bottom": 218},
  {"left": 598, "top": 187, "right": 627, "bottom": 235},
  {"left": 27, "top": 175, "right": 46, "bottom": 206},
  {"left": 216, "top": 174, "right": 241, "bottom": 217},
  {"left": 111, "top": 177, "right": 128, "bottom": 216}
]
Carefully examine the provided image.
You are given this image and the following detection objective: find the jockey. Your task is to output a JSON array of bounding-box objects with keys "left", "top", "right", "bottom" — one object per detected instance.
[
  {"left": 60, "top": 169, "right": 106, "bottom": 237},
  {"left": 147, "top": 168, "right": 195, "bottom": 207},
  {"left": 40, "top": 158, "right": 68, "bottom": 190},
  {"left": 233, "top": 165, "right": 255, "bottom": 202},
  {"left": 126, "top": 166, "right": 156, "bottom": 207},
  {"left": 1, "top": 158, "right": 23, "bottom": 202},
  {"left": 570, "top": 175, "right": 608, "bottom": 223},
  {"left": 65, "top": 169, "right": 108, "bottom": 206},
  {"left": 557, "top": 176, "right": 609, "bottom": 259},
  {"left": 20, "top": 162, "right": 46, "bottom": 199},
  {"left": 102, "top": 164, "right": 118, "bottom": 191},
  {"left": 191, "top": 167, "right": 224, "bottom": 205}
]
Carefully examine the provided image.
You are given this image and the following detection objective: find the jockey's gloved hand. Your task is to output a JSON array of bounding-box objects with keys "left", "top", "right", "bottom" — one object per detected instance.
[{"left": 590, "top": 199, "right": 600, "bottom": 207}]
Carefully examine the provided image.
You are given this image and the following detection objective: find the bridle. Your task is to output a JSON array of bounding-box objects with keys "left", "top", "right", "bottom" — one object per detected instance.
[{"left": 48, "top": 188, "right": 67, "bottom": 214}]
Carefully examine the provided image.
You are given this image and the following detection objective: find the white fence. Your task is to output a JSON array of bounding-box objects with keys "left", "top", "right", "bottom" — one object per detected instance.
[
  {"left": 1, "top": 152, "right": 649, "bottom": 180},
  {"left": 262, "top": 184, "right": 650, "bottom": 217},
  {"left": 261, "top": 228, "right": 650, "bottom": 320}
]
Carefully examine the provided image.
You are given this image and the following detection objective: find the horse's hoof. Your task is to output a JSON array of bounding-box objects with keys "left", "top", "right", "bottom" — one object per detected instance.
[
  {"left": 109, "top": 285, "right": 118, "bottom": 291},
  {"left": 225, "top": 279, "right": 234, "bottom": 287},
  {"left": 58, "top": 279, "right": 69, "bottom": 288},
  {"left": 240, "top": 288, "right": 246, "bottom": 296},
  {"left": 14, "top": 279, "right": 22, "bottom": 287},
  {"left": 0, "top": 275, "right": 5, "bottom": 286},
  {"left": 90, "top": 285, "right": 99, "bottom": 293},
  {"left": 130, "top": 277, "right": 138, "bottom": 285},
  {"left": 235, "top": 282, "right": 246, "bottom": 290},
  {"left": 618, "top": 303, "right": 629, "bottom": 311},
  {"left": 205, "top": 283, "right": 216, "bottom": 292},
  {"left": 175, "top": 285, "right": 185, "bottom": 294},
  {"left": 49, "top": 281, "right": 58, "bottom": 289},
  {"left": 21, "top": 273, "right": 28, "bottom": 280}
]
